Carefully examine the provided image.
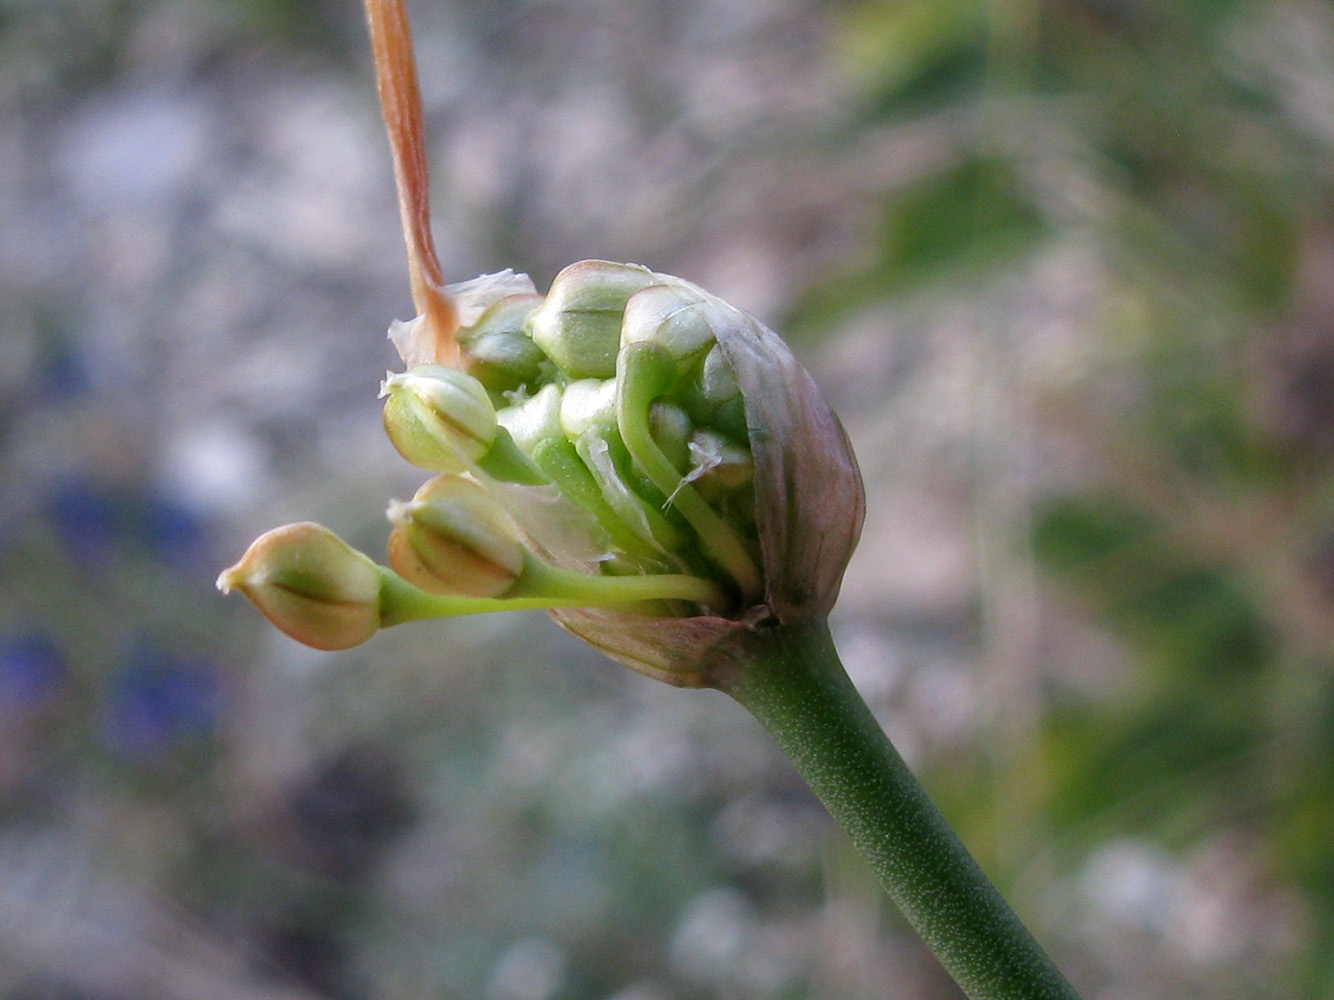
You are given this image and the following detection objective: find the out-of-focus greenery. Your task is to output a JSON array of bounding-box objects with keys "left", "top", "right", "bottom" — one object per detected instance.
[{"left": 3, "top": 0, "right": 1334, "bottom": 998}]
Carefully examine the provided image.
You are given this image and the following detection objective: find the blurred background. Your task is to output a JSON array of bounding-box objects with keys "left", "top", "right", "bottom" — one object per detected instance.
[{"left": 3, "top": 0, "right": 1334, "bottom": 997}]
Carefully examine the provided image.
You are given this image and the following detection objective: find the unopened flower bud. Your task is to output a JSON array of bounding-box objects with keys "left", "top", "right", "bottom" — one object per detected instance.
[
  {"left": 381, "top": 364, "right": 498, "bottom": 472},
  {"left": 387, "top": 475, "right": 525, "bottom": 598},
  {"left": 699, "top": 343, "right": 740, "bottom": 402},
  {"left": 216, "top": 523, "right": 384, "bottom": 651},
  {"left": 558, "top": 378, "right": 618, "bottom": 439},
  {"left": 457, "top": 293, "right": 547, "bottom": 395},
  {"left": 529, "top": 261, "right": 658, "bottom": 379},
  {"left": 682, "top": 344, "right": 749, "bottom": 442},
  {"left": 621, "top": 283, "right": 717, "bottom": 368},
  {"left": 500, "top": 383, "right": 565, "bottom": 454}
]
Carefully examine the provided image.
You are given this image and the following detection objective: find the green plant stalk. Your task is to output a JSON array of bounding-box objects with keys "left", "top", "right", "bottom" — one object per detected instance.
[{"left": 713, "top": 618, "right": 1081, "bottom": 1000}]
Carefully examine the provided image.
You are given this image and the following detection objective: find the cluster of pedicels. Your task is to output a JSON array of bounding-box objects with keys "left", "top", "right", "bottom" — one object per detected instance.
[{"left": 217, "top": 0, "right": 863, "bottom": 686}]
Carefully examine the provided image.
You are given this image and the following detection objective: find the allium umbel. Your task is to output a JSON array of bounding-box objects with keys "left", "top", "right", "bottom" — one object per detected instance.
[
  {"left": 218, "top": 0, "right": 864, "bottom": 686},
  {"left": 218, "top": 10, "right": 1090, "bottom": 997}
]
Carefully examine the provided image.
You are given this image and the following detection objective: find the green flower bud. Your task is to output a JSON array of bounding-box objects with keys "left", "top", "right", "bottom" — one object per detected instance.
[
  {"left": 621, "top": 283, "right": 717, "bottom": 368},
  {"left": 558, "top": 378, "right": 617, "bottom": 439},
  {"left": 387, "top": 474, "right": 525, "bottom": 598},
  {"left": 699, "top": 343, "right": 740, "bottom": 403},
  {"left": 529, "top": 261, "right": 658, "bottom": 378},
  {"left": 499, "top": 383, "right": 565, "bottom": 454},
  {"left": 380, "top": 364, "right": 498, "bottom": 472},
  {"left": 457, "top": 293, "right": 548, "bottom": 396},
  {"left": 216, "top": 522, "right": 384, "bottom": 651},
  {"left": 681, "top": 344, "right": 749, "bottom": 440},
  {"left": 388, "top": 270, "right": 539, "bottom": 367}
]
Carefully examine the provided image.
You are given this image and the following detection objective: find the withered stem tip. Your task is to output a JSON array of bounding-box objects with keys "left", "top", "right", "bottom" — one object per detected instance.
[{"left": 363, "top": 0, "right": 459, "bottom": 361}]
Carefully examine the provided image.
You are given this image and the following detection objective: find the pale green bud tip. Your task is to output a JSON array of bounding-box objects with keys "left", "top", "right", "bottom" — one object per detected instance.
[
  {"left": 621, "top": 284, "right": 717, "bottom": 364},
  {"left": 529, "top": 261, "right": 658, "bottom": 379},
  {"left": 380, "top": 364, "right": 498, "bottom": 472},
  {"left": 457, "top": 293, "right": 547, "bottom": 394},
  {"left": 217, "top": 522, "right": 384, "bottom": 651},
  {"left": 386, "top": 475, "right": 525, "bottom": 598}
]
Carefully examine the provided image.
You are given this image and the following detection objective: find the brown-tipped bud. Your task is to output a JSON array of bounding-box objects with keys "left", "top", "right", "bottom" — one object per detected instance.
[
  {"left": 386, "top": 475, "right": 525, "bottom": 598},
  {"left": 217, "top": 523, "right": 384, "bottom": 651},
  {"left": 380, "top": 364, "right": 498, "bottom": 472}
]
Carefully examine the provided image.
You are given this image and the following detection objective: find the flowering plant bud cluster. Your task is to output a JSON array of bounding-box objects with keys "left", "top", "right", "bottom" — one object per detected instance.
[
  {"left": 219, "top": 0, "right": 864, "bottom": 686},
  {"left": 217, "top": 12, "right": 1086, "bottom": 999}
]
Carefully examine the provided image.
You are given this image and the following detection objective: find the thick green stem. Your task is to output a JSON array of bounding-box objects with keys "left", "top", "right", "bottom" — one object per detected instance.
[{"left": 712, "top": 618, "right": 1082, "bottom": 1000}]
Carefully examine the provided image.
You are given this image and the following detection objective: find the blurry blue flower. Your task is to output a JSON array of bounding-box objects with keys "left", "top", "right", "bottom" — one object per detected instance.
[
  {"left": 42, "top": 476, "right": 216, "bottom": 573},
  {"left": 37, "top": 331, "right": 90, "bottom": 398},
  {"left": 106, "top": 643, "right": 222, "bottom": 753},
  {"left": 45, "top": 477, "right": 118, "bottom": 568},
  {"left": 136, "top": 493, "right": 212, "bottom": 571},
  {"left": 0, "top": 632, "right": 66, "bottom": 709}
]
